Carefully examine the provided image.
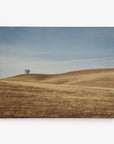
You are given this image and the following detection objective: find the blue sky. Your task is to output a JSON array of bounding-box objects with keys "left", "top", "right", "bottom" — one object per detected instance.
[{"left": 0, "top": 27, "right": 114, "bottom": 78}]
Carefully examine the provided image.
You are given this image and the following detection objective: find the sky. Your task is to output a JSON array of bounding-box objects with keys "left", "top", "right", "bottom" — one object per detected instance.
[{"left": 0, "top": 27, "right": 114, "bottom": 78}]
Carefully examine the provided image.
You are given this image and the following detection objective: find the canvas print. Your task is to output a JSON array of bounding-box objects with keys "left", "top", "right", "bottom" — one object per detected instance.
[{"left": 0, "top": 27, "right": 114, "bottom": 118}]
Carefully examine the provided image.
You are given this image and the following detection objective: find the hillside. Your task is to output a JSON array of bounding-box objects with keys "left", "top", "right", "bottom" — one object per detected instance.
[
  {"left": 0, "top": 68, "right": 114, "bottom": 118},
  {"left": 4, "top": 68, "right": 114, "bottom": 88}
]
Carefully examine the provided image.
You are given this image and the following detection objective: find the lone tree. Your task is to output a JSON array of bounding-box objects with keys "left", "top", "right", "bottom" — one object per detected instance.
[{"left": 25, "top": 69, "right": 30, "bottom": 74}]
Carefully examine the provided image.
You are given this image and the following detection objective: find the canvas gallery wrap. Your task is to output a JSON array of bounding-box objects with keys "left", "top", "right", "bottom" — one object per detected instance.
[{"left": 0, "top": 27, "right": 114, "bottom": 118}]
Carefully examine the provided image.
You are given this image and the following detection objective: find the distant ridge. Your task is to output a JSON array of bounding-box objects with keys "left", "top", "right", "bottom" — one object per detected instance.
[{"left": 3, "top": 68, "right": 114, "bottom": 88}]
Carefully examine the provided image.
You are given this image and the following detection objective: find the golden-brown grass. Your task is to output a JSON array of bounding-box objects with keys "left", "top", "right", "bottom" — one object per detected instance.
[{"left": 0, "top": 68, "right": 114, "bottom": 118}]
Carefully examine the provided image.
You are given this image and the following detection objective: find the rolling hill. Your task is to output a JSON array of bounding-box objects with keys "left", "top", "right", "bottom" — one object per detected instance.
[{"left": 0, "top": 68, "right": 114, "bottom": 118}]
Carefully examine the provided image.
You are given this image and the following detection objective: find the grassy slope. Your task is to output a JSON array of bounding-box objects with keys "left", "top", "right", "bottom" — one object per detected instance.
[{"left": 0, "top": 68, "right": 114, "bottom": 118}]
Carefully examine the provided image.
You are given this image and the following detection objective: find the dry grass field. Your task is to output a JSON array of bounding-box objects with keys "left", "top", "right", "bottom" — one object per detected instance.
[{"left": 0, "top": 68, "right": 114, "bottom": 118}]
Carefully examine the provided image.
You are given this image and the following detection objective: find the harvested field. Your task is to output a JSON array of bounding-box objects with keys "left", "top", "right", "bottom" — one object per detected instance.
[{"left": 0, "top": 68, "right": 114, "bottom": 118}]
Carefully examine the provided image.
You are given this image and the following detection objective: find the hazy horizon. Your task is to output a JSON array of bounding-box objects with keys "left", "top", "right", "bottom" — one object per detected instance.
[{"left": 0, "top": 27, "right": 114, "bottom": 78}]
